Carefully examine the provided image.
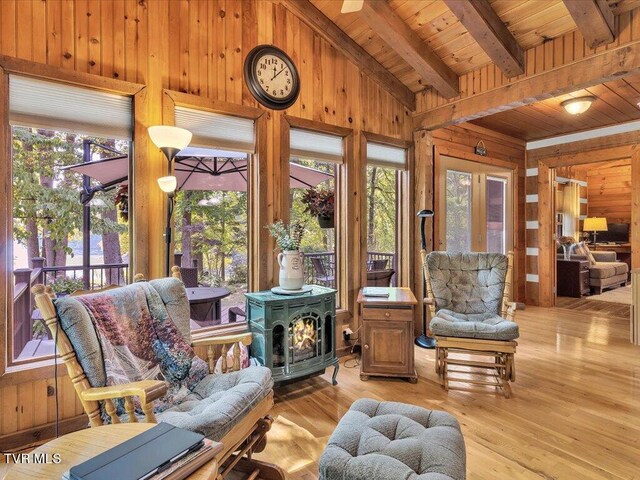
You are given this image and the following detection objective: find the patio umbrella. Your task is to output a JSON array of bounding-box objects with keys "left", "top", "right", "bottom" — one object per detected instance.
[{"left": 64, "top": 145, "right": 332, "bottom": 201}]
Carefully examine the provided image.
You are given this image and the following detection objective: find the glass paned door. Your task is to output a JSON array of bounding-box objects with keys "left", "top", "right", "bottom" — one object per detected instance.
[
  {"left": 438, "top": 156, "right": 512, "bottom": 254},
  {"left": 445, "top": 170, "right": 473, "bottom": 252},
  {"left": 486, "top": 176, "right": 507, "bottom": 253}
]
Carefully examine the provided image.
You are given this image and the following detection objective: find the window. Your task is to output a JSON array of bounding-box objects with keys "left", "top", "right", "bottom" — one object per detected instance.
[
  {"left": 365, "top": 142, "right": 406, "bottom": 287},
  {"left": 174, "top": 106, "right": 255, "bottom": 330},
  {"left": 289, "top": 128, "right": 343, "bottom": 306},
  {"left": 9, "top": 75, "right": 132, "bottom": 362},
  {"left": 438, "top": 156, "right": 513, "bottom": 254}
]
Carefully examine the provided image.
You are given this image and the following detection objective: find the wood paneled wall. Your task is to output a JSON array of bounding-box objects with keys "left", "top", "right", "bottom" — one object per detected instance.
[
  {"left": 416, "top": 8, "right": 640, "bottom": 112},
  {"left": 432, "top": 123, "right": 526, "bottom": 302},
  {"left": 587, "top": 162, "right": 632, "bottom": 224},
  {"left": 0, "top": 0, "right": 412, "bottom": 448}
]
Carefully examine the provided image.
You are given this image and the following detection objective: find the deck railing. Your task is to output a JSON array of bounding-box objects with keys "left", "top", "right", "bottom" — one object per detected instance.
[
  {"left": 302, "top": 251, "right": 396, "bottom": 288},
  {"left": 12, "top": 258, "right": 129, "bottom": 359}
]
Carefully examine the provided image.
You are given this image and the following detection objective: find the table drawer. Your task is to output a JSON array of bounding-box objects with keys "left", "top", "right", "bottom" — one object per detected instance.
[{"left": 362, "top": 306, "right": 413, "bottom": 321}]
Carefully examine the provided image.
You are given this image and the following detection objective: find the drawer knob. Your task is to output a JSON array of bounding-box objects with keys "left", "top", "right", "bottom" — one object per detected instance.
[
  {"left": 384, "top": 312, "right": 390, "bottom": 318},
  {"left": 364, "top": 344, "right": 369, "bottom": 349}
]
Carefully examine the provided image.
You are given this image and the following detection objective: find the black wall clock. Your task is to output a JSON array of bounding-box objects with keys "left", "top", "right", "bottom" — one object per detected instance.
[{"left": 244, "top": 45, "right": 300, "bottom": 110}]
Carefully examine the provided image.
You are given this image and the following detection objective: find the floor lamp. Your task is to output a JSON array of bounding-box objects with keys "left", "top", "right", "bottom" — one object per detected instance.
[
  {"left": 149, "top": 126, "right": 192, "bottom": 277},
  {"left": 157, "top": 176, "right": 177, "bottom": 277},
  {"left": 415, "top": 209, "right": 436, "bottom": 349}
]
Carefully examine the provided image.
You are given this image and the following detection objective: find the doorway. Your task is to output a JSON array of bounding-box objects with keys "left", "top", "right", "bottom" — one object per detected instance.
[{"left": 436, "top": 156, "right": 514, "bottom": 254}]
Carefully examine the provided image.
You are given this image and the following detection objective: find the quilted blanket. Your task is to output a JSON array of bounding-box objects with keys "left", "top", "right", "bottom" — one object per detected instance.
[{"left": 76, "top": 282, "right": 208, "bottom": 416}]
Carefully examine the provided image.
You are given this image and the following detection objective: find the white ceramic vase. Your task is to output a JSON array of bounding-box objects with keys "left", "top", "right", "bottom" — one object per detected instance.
[{"left": 277, "top": 250, "right": 305, "bottom": 290}]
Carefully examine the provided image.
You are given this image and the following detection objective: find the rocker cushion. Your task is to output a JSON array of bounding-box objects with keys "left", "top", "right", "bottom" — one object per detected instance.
[
  {"left": 319, "top": 398, "right": 466, "bottom": 480},
  {"left": 426, "top": 252, "right": 508, "bottom": 316},
  {"left": 157, "top": 366, "right": 273, "bottom": 441},
  {"left": 430, "top": 309, "right": 519, "bottom": 341}
]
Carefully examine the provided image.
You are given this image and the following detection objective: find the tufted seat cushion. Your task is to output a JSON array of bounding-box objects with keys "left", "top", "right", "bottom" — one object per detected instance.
[
  {"left": 157, "top": 366, "right": 273, "bottom": 441},
  {"left": 589, "top": 262, "right": 628, "bottom": 279},
  {"left": 319, "top": 398, "right": 466, "bottom": 480},
  {"left": 430, "top": 310, "right": 519, "bottom": 341}
]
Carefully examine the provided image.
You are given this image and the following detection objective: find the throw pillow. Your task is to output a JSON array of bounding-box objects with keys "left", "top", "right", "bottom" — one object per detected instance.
[{"left": 572, "top": 241, "right": 596, "bottom": 266}]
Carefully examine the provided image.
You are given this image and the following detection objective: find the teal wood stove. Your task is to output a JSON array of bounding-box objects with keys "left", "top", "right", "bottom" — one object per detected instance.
[{"left": 245, "top": 286, "right": 339, "bottom": 385}]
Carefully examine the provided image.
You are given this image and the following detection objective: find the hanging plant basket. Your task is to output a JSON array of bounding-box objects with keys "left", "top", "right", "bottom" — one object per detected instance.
[{"left": 317, "top": 214, "right": 335, "bottom": 229}]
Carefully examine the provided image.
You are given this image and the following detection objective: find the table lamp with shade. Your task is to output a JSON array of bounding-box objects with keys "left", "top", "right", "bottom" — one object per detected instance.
[{"left": 583, "top": 217, "right": 608, "bottom": 245}]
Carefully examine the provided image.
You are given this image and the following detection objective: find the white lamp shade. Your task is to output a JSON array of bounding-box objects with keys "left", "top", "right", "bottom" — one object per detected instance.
[
  {"left": 561, "top": 97, "right": 595, "bottom": 115},
  {"left": 148, "top": 126, "right": 192, "bottom": 150},
  {"left": 157, "top": 175, "right": 177, "bottom": 193}
]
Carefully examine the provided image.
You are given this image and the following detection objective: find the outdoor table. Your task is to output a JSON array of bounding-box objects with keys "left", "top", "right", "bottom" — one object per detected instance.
[{"left": 186, "top": 286, "right": 231, "bottom": 324}]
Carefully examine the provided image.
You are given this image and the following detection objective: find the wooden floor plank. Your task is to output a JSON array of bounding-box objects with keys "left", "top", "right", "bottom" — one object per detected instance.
[{"left": 255, "top": 305, "right": 640, "bottom": 479}]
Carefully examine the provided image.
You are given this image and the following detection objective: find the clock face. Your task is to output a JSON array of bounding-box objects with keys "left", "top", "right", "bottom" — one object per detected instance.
[{"left": 245, "top": 46, "right": 300, "bottom": 110}]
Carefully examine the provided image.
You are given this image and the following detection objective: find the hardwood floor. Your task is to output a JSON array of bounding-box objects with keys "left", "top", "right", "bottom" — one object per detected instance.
[
  {"left": 2, "top": 306, "right": 638, "bottom": 479},
  {"left": 556, "top": 296, "right": 631, "bottom": 318},
  {"left": 256, "top": 305, "right": 640, "bottom": 480}
]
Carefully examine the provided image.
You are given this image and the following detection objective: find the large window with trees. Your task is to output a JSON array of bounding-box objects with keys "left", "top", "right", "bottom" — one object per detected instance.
[
  {"left": 289, "top": 128, "right": 343, "bottom": 307},
  {"left": 9, "top": 75, "right": 132, "bottom": 362},
  {"left": 173, "top": 106, "right": 255, "bottom": 330},
  {"left": 365, "top": 142, "right": 407, "bottom": 287}
]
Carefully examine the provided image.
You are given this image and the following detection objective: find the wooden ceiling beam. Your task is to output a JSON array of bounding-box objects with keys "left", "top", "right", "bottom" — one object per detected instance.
[
  {"left": 414, "top": 40, "right": 640, "bottom": 131},
  {"left": 359, "top": 0, "right": 459, "bottom": 99},
  {"left": 443, "top": 0, "right": 524, "bottom": 77},
  {"left": 563, "top": 0, "right": 615, "bottom": 49},
  {"left": 278, "top": 0, "right": 415, "bottom": 110}
]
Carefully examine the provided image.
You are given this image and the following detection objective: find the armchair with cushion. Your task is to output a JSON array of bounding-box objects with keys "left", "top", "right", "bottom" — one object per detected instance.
[
  {"left": 423, "top": 251, "right": 519, "bottom": 398},
  {"left": 33, "top": 267, "right": 284, "bottom": 480},
  {"left": 570, "top": 248, "right": 629, "bottom": 294}
]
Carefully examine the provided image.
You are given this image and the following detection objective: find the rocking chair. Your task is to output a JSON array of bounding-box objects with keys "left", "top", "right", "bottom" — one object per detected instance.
[
  {"left": 33, "top": 267, "right": 284, "bottom": 479},
  {"left": 423, "top": 252, "right": 519, "bottom": 397}
]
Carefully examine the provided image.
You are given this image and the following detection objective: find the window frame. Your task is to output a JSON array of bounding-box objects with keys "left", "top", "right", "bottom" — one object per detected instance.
[
  {"left": 362, "top": 132, "right": 413, "bottom": 289},
  {"left": 0, "top": 58, "right": 145, "bottom": 383},
  {"left": 162, "top": 90, "right": 266, "bottom": 337},
  {"left": 281, "top": 116, "right": 354, "bottom": 324}
]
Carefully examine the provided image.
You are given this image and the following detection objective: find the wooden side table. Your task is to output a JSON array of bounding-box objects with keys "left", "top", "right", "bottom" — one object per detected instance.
[
  {"left": 357, "top": 287, "right": 418, "bottom": 383},
  {"left": 2, "top": 424, "right": 222, "bottom": 480},
  {"left": 557, "top": 259, "right": 590, "bottom": 297}
]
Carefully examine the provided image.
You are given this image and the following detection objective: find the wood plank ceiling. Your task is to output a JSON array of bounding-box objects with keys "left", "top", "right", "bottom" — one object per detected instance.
[{"left": 310, "top": 0, "right": 640, "bottom": 140}]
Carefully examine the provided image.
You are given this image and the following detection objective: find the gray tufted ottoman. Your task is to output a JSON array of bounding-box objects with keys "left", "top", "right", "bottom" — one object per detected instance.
[{"left": 319, "top": 399, "right": 466, "bottom": 480}]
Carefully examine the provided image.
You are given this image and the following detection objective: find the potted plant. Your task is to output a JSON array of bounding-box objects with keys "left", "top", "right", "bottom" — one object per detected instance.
[
  {"left": 50, "top": 277, "right": 85, "bottom": 297},
  {"left": 301, "top": 187, "right": 335, "bottom": 229},
  {"left": 266, "top": 220, "right": 306, "bottom": 290}
]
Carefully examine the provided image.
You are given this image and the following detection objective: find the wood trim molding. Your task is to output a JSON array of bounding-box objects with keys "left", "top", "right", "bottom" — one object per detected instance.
[
  {"left": 527, "top": 130, "right": 640, "bottom": 160},
  {"left": 362, "top": 131, "right": 413, "bottom": 149},
  {"left": 359, "top": 0, "right": 459, "bottom": 98},
  {"left": 277, "top": 0, "right": 416, "bottom": 110},
  {"left": 164, "top": 89, "right": 265, "bottom": 120},
  {"left": 414, "top": 39, "right": 640, "bottom": 130},
  {"left": 0, "top": 55, "right": 144, "bottom": 95},
  {"left": 443, "top": 0, "right": 524, "bottom": 77},
  {"left": 0, "top": 67, "right": 9, "bottom": 378},
  {"left": 283, "top": 114, "right": 353, "bottom": 137}
]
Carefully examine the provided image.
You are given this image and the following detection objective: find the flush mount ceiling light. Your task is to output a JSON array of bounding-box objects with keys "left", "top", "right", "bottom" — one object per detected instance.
[
  {"left": 341, "top": 0, "right": 364, "bottom": 13},
  {"left": 561, "top": 96, "right": 596, "bottom": 115}
]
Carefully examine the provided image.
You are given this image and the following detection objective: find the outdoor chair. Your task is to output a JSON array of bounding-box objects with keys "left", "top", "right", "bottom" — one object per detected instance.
[
  {"left": 310, "top": 257, "right": 335, "bottom": 287},
  {"left": 367, "top": 259, "right": 388, "bottom": 270},
  {"left": 179, "top": 266, "right": 199, "bottom": 288},
  {"left": 32, "top": 267, "right": 284, "bottom": 479},
  {"left": 423, "top": 252, "right": 519, "bottom": 398},
  {"left": 366, "top": 269, "right": 395, "bottom": 287}
]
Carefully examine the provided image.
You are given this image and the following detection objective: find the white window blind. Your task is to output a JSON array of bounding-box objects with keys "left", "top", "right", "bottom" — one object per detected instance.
[
  {"left": 175, "top": 106, "right": 255, "bottom": 153},
  {"left": 367, "top": 142, "right": 407, "bottom": 169},
  {"left": 290, "top": 128, "right": 344, "bottom": 163},
  {"left": 9, "top": 75, "right": 132, "bottom": 139}
]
